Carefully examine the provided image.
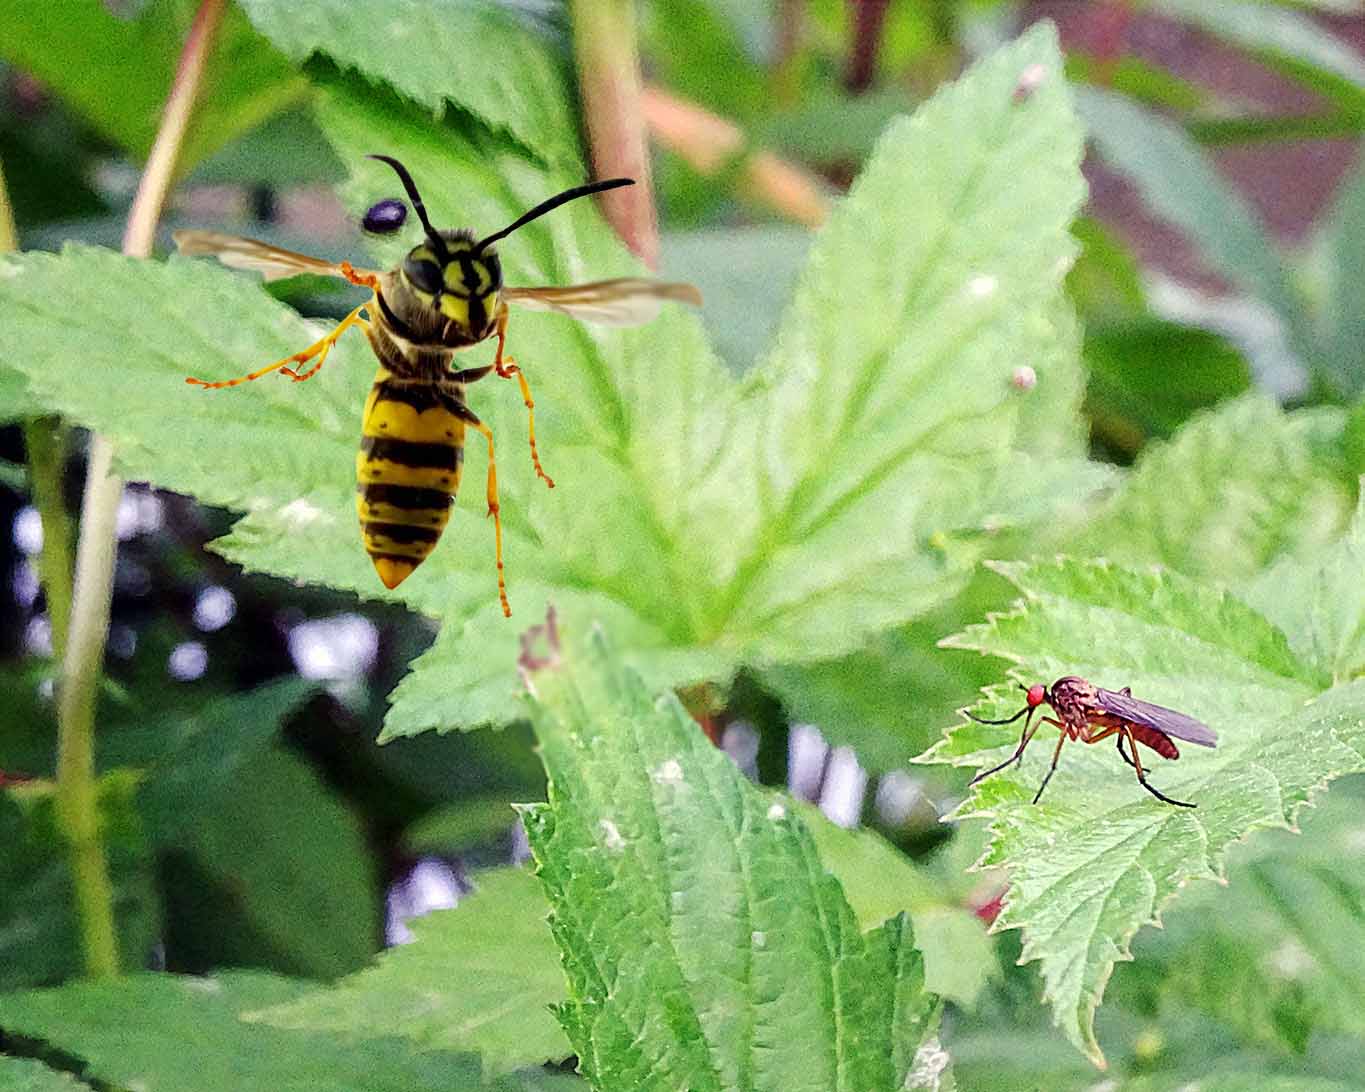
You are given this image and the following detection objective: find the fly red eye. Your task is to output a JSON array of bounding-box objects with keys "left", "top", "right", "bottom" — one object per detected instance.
[{"left": 1026, "top": 684, "right": 1046, "bottom": 707}]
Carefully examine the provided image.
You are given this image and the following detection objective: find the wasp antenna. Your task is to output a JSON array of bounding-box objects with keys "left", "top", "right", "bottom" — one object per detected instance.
[
  {"left": 475, "top": 177, "right": 635, "bottom": 252},
  {"left": 367, "top": 154, "right": 446, "bottom": 254}
]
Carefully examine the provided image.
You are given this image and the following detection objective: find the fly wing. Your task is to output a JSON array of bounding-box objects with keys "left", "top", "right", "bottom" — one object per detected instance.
[
  {"left": 504, "top": 279, "right": 702, "bottom": 326},
  {"left": 1096, "top": 688, "right": 1218, "bottom": 747},
  {"left": 173, "top": 231, "right": 377, "bottom": 283}
]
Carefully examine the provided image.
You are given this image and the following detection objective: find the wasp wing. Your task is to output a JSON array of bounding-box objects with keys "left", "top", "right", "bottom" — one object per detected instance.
[
  {"left": 173, "top": 231, "right": 377, "bottom": 283},
  {"left": 504, "top": 279, "right": 702, "bottom": 327},
  {"left": 1096, "top": 688, "right": 1217, "bottom": 747}
]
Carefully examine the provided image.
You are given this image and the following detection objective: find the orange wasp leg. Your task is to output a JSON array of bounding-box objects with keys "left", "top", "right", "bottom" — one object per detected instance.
[
  {"left": 446, "top": 400, "right": 511, "bottom": 618},
  {"left": 491, "top": 303, "right": 554, "bottom": 489},
  {"left": 186, "top": 297, "right": 372, "bottom": 389},
  {"left": 1116, "top": 727, "right": 1196, "bottom": 808}
]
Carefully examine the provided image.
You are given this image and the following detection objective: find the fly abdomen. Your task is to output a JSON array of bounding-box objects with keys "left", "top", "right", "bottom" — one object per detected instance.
[
  {"left": 1128, "top": 724, "right": 1179, "bottom": 760},
  {"left": 356, "top": 379, "right": 465, "bottom": 589}
]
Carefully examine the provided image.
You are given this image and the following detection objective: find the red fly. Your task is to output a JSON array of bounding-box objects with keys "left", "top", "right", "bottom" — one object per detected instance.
[{"left": 964, "top": 676, "right": 1217, "bottom": 808}]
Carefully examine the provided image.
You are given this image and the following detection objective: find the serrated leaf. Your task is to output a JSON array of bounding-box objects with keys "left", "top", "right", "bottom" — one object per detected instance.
[
  {"left": 250, "top": 866, "right": 570, "bottom": 1075},
  {"left": 236, "top": 0, "right": 577, "bottom": 166},
  {"left": 1076, "top": 394, "right": 1353, "bottom": 585},
  {"left": 1245, "top": 491, "right": 1365, "bottom": 685},
  {"left": 0, "top": 971, "right": 486, "bottom": 1091},
  {"left": 0, "top": 0, "right": 304, "bottom": 170},
  {"left": 519, "top": 628, "right": 938, "bottom": 1091},
  {"left": 0, "top": 26, "right": 1101, "bottom": 741},
  {"left": 801, "top": 803, "right": 995, "bottom": 1006},
  {"left": 918, "top": 556, "right": 1365, "bottom": 1064},
  {"left": 1125, "top": 781, "right": 1365, "bottom": 1054}
]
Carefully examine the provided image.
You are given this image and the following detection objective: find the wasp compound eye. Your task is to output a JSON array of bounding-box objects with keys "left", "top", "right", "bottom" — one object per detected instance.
[
  {"left": 402, "top": 255, "right": 443, "bottom": 295},
  {"left": 362, "top": 198, "right": 408, "bottom": 235}
]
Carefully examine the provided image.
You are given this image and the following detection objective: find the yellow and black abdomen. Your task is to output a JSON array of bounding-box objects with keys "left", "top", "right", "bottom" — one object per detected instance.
[{"left": 355, "top": 378, "right": 465, "bottom": 589}]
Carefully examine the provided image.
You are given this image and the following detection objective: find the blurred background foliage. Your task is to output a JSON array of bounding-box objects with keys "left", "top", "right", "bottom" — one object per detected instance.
[{"left": 3, "top": 0, "right": 1365, "bottom": 1087}]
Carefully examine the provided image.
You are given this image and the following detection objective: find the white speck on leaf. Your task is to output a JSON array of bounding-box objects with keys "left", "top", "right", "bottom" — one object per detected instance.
[
  {"left": 1011, "top": 365, "right": 1037, "bottom": 391},
  {"left": 184, "top": 977, "right": 223, "bottom": 994},
  {"left": 751, "top": 931, "right": 766, "bottom": 948},
  {"left": 1267, "top": 938, "right": 1315, "bottom": 980},
  {"left": 0, "top": 261, "right": 19, "bottom": 279},
  {"left": 599, "top": 818, "right": 625, "bottom": 852},
  {"left": 767, "top": 803, "right": 786, "bottom": 820},
  {"left": 653, "top": 759, "right": 684, "bottom": 785},
  {"left": 904, "top": 1037, "right": 951, "bottom": 1090},
  {"left": 279, "top": 498, "right": 327, "bottom": 528},
  {"left": 967, "top": 273, "right": 997, "bottom": 299}
]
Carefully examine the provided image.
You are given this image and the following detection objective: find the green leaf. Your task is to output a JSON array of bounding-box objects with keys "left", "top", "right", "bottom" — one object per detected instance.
[
  {"left": 0, "top": 971, "right": 487, "bottom": 1091},
  {"left": 1075, "top": 395, "right": 1354, "bottom": 585},
  {"left": 0, "top": 0, "right": 305, "bottom": 170},
  {"left": 1318, "top": 150, "right": 1365, "bottom": 395},
  {"left": 250, "top": 867, "right": 571, "bottom": 1075},
  {"left": 0, "top": 771, "right": 158, "bottom": 989},
  {"left": 918, "top": 555, "right": 1365, "bottom": 1064},
  {"left": 801, "top": 803, "right": 996, "bottom": 1006},
  {"left": 1245, "top": 492, "right": 1365, "bottom": 685},
  {"left": 236, "top": 0, "right": 578, "bottom": 167},
  {"left": 0, "top": 1058, "right": 86, "bottom": 1091},
  {"left": 1123, "top": 780, "right": 1365, "bottom": 1055},
  {"left": 519, "top": 627, "right": 940, "bottom": 1091},
  {"left": 0, "top": 25, "right": 1100, "bottom": 740},
  {"left": 127, "top": 682, "right": 374, "bottom": 979},
  {"left": 1152, "top": 0, "right": 1365, "bottom": 117},
  {"left": 1084, "top": 320, "right": 1250, "bottom": 444},
  {"left": 1074, "top": 87, "right": 1306, "bottom": 356}
]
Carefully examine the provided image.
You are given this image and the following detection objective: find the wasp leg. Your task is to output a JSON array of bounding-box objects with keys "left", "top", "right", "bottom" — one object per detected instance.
[
  {"left": 1031, "top": 717, "right": 1068, "bottom": 804},
  {"left": 491, "top": 302, "right": 554, "bottom": 489},
  {"left": 187, "top": 298, "right": 371, "bottom": 389},
  {"left": 1121, "top": 726, "right": 1196, "bottom": 808},
  {"left": 443, "top": 398, "right": 511, "bottom": 618}
]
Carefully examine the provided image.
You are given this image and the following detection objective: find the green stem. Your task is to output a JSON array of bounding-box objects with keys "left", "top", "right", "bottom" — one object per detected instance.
[
  {"left": 23, "top": 419, "right": 74, "bottom": 659},
  {"left": 0, "top": 164, "right": 74, "bottom": 658},
  {"left": 569, "top": 0, "right": 658, "bottom": 268},
  {"left": 56, "top": 0, "right": 228, "bottom": 979}
]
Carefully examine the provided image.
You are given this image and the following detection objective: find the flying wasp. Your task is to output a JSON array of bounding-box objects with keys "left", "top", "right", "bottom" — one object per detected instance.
[
  {"left": 964, "top": 677, "right": 1218, "bottom": 807},
  {"left": 177, "top": 155, "right": 701, "bottom": 616}
]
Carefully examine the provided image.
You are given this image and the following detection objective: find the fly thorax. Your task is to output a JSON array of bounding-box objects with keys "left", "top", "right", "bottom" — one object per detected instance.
[{"left": 1048, "top": 676, "right": 1095, "bottom": 723}]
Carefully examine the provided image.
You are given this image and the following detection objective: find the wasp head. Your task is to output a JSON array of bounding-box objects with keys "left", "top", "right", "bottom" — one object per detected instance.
[{"left": 368, "top": 152, "right": 634, "bottom": 343}]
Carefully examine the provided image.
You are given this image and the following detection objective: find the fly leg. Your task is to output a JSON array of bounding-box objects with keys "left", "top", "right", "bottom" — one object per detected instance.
[
  {"left": 187, "top": 299, "right": 371, "bottom": 388},
  {"left": 1121, "top": 726, "right": 1196, "bottom": 808},
  {"left": 442, "top": 397, "right": 510, "bottom": 618},
  {"left": 970, "top": 710, "right": 1039, "bottom": 786},
  {"left": 490, "top": 302, "right": 554, "bottom": 488},
  {"left": 1031, "top": 717, "right": 1069, "bottom": 804}
]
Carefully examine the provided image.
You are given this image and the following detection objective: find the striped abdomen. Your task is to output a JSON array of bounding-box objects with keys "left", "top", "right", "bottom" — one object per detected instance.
[{"left": 355, "top": 378, "right": 464, "bottom": 589}]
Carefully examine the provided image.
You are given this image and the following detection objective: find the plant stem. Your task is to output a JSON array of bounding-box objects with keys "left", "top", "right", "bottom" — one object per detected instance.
[
  {"left": 0, "top": 164, "right": 75, "bottom": 661},
  {"left": 569, "top": 0, "right": 659, "bottom": 268},
  {"left": 56, "top": 0, "right": 228, "bottom": 979},
  {"left": 24, "top": 420, "right": 74, "bottom": 660}
]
